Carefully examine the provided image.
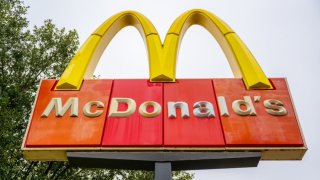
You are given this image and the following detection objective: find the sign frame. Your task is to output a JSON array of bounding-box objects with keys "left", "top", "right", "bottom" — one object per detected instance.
[
  {"left": 21, "top": 9, "right": 307, "bottom": 162},
  {"left": 21, "top": 79, "right": 307, "bottom": 161}
]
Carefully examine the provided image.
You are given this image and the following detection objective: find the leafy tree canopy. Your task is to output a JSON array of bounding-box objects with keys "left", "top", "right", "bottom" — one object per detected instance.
[{"left": 0, "top": 0, "right": 193, "bottom": 179}]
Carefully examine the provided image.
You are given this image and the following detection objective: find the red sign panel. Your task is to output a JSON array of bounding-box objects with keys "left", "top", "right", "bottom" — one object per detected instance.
[
  {"left": 213, "top": 78, "right": 304, "bottom": 147},
  {"left": 102, "top": 80, "right": 163, "bottom": 146},
  {"left": 25, "top": 80, "right": 112, "bottom": 147},
  {"left": 163, "top": 80, "right": 225, "bottom": 146},
  {"left": 24, "top": 78, "right": 304, "bottom": 151}
]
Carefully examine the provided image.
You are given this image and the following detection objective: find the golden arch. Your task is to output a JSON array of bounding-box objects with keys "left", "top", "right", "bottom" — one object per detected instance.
[{"left": 56, "top": 9, "right": 272, "bottom": 90}]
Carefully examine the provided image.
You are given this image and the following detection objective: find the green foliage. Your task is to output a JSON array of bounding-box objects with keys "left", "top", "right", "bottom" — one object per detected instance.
[{"left": 0, "top": 0, "right": 194, "bottom": 179}]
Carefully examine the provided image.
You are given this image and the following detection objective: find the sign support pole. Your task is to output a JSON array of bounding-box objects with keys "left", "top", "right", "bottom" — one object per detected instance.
[
  {"left": 67, "top": 151, "right": 261, "bottom": 179},
  {"left": 155, "top": 162, "right": 172, "bottom": 180}
]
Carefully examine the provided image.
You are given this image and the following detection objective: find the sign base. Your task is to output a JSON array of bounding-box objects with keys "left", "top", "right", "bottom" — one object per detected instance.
[{"left": 67, "top": 151, "right": 261, "bottom": 179}]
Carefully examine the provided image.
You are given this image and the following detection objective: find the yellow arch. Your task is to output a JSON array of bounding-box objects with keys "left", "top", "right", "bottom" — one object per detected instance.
[
  {"left": 56, "top": 9, "right": 272, "bottom": 90},
  {"left": 161, "top": 9, "right": 272, "bottom": 89},
  {"left": 55, "top": 11, "right": 164, "bottom": 90}
]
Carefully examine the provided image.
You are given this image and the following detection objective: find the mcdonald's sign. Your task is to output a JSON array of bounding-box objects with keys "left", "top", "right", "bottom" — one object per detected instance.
[{"left": 22, "top": 9, "right": 306, "bottom": 162}]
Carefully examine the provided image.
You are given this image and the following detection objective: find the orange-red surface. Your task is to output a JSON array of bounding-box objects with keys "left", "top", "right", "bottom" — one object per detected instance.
[
  {"left": 213, "top": 78, "right": 304, "bottom": 147},
  {"left": 25, "top": 78, "right": 304, "bottom": 148},
  {"left": 102, "top": 80, "right": 163, "bottom": 146},
  {"left": 25, "top": 80, "right": 112, "bottom": 147},
  {"left": 163, "top": 80, "right": 225, "bottom": 146}
]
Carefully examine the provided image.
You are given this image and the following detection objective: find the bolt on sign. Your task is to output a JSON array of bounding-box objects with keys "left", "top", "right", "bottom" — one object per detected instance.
[{"left": 22, "top": 9, "right": 307, "bottom": 161}]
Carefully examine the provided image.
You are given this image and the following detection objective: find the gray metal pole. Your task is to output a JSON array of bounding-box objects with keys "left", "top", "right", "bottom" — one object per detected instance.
[{"left": 154, "top": 162, "right": 172, "bottom": 180}]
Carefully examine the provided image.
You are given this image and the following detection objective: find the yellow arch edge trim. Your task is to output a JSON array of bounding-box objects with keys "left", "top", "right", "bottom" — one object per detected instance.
[
  {"left": 55, "top": 11, "right": 164, "bottom": 90},
  {"left": 161, "top": 9, "right": 272, "bottom": 89},
  {"left": 55, "top": 9, "right": 272, "bottom": 90}
]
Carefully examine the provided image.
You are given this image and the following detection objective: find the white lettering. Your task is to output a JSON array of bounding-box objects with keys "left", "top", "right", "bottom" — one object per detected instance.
[
  {"left": 168, "top": 102, "right": 189, "bottom": 118},
  {"left": 217, "top": 96, "right": 229, "bottom": 117},
  {"left": 108, "top": 98, "right": 136, "bottom": 117},
  {"left": 41, "top": 97, "right": 78, "bottom": 117},
  {"left": 232, "top": 96, "right": 256, "bottom": 116},
  {"left": 264, "top": 99, "right": 287, "bottom": 116},
  {"left": 193, "top": 101, "right": 215, "bottom": 118},
  {"left": 139, "top": 101, "right": 161, "bottom": 118},
  {"left": 83, "top": 101, "right": 104, "bottom": 117}
]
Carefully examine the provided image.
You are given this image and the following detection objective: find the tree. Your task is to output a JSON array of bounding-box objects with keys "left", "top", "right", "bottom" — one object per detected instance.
[{"left": 0, "top": 0, "right": 194, "bottom": 179}]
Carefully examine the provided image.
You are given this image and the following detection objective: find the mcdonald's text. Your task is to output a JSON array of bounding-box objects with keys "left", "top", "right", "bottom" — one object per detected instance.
[{"left": 40, "top": 96, "right": 287, "bottom": 119}]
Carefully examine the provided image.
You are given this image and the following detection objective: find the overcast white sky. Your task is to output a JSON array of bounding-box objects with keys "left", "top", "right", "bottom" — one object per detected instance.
[{"left": 25, "top": 0, "right": 320, "bottom": 179}]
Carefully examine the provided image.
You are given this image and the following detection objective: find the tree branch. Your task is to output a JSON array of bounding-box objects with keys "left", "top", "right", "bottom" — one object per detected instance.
[
  {"left": 53, "top": 164, "right": 70, "bottom": 180},
  {"left": 44, "top": 162, "right": 53, "bottom": 176},
  {"left": 23, "top": 161, "right": 38, "bottom": 179}
]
